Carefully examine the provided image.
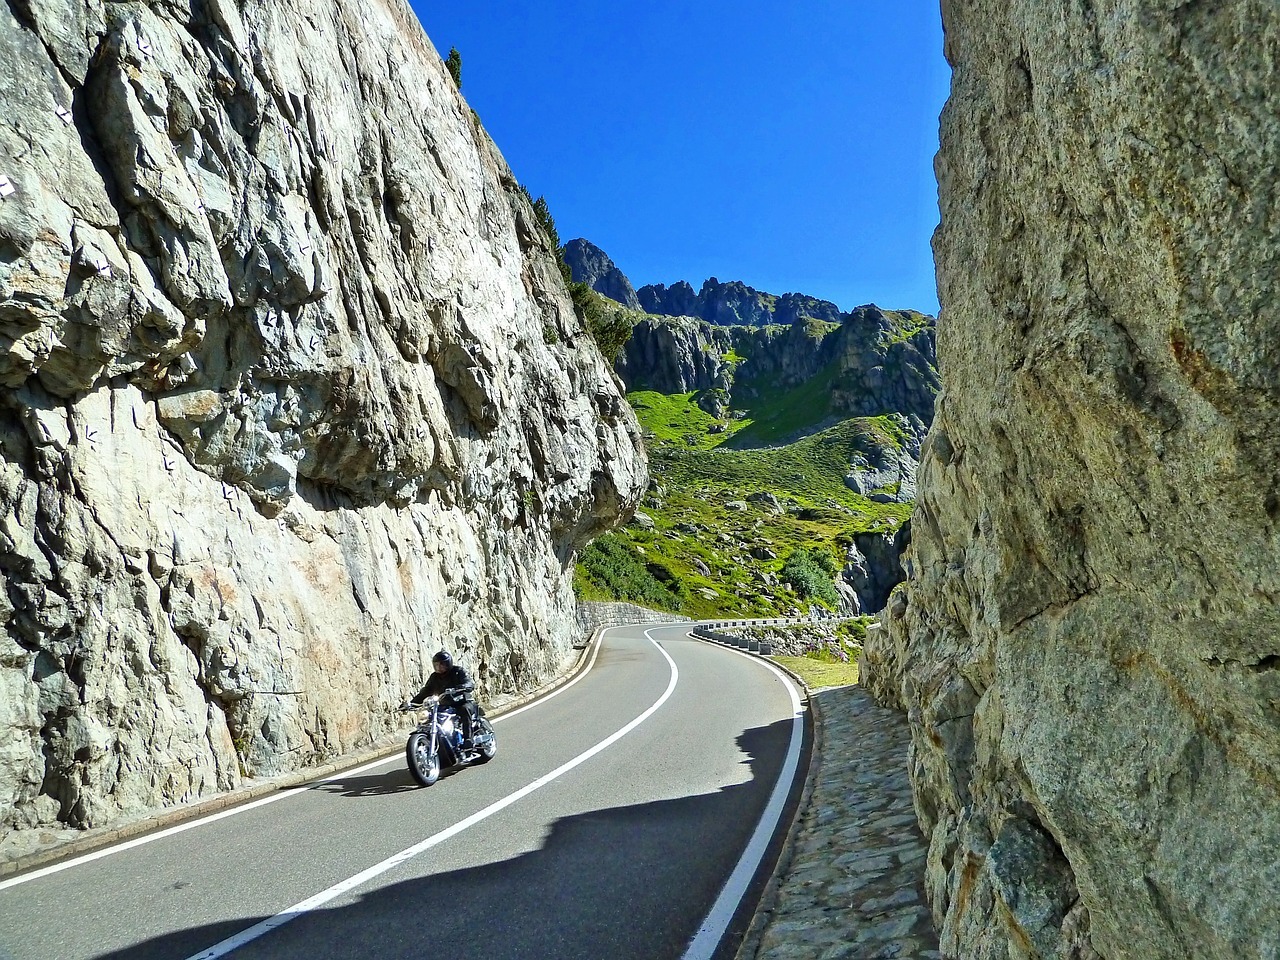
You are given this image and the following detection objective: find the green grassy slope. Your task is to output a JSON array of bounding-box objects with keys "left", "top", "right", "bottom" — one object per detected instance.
[
  {"left": 573, "top": 292, "right": 934, "bottom": 622},
  {"left": 573, "top": 398, "right": 912, "bottom": 620}
]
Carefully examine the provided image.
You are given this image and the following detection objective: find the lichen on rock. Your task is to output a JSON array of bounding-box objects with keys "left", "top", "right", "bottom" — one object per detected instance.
[{"left": 0, "top": 0, "right": 645, "bottom": 842}]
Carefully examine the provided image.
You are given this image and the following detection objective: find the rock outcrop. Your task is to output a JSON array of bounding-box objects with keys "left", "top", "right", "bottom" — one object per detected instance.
[
  {"left": 616, "top": 316, "right": 736, "bottom": 396},
  {"left": 0, "top": 0, "right": 645, "bottom": 841},
  {"left": 844, "top": 419, "right": 924, "bottom": 504},
  {"left": 617, "top": 307, "right": 939, "bottom": 434},
  {"left": 863, "top": 3, "right": 1280, "bottom": 959},
  {"left": 562, "top": 238, "right": 641, "bottom": 310},
  {"left": 839, "top": 523, "right": 910, "bottom": 616}
]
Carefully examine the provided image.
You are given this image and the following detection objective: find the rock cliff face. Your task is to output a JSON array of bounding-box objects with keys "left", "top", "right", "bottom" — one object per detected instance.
[
  {"left": 562, "top": 238, "right": 641, "bottom": 310},
  {"left": 638, "top": 277, "right": 843, "bottom": 327},
  {"left": 863, "top": 3, "right": 1280, "bottom": 959},
  {"left": 617, "top": 307, "right": 939, "bottom": 432},
  {"left": 0, "top": 0, "right": 645, "bottom": 840}
]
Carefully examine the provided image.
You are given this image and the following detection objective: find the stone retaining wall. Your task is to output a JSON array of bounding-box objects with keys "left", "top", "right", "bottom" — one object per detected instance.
[{"left": 575, "top": 602, "right": 688, "bottom": 643}]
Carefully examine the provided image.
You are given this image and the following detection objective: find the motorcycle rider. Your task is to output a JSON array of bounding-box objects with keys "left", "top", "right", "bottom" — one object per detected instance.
[{"left": 402, "top": 650, "right": 477, "bottom": 747}]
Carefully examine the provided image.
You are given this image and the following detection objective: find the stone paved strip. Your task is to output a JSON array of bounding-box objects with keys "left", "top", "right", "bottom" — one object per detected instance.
[{"left": 741, "top": 684, "right": 940, "bottom": 960}]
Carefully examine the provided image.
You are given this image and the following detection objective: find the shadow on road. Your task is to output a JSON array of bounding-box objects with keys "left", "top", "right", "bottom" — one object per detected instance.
[
  {"left": 310, "top": 766, "right": 424, "bottom": 797},
  {"left": 89, "top": 717, "right": 807, "bottom": 960}
]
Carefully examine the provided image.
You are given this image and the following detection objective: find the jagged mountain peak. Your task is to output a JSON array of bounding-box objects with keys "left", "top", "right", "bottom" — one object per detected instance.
[
  {"left": 638, "top": 275, "right": 846, "bottom": 327},
  {"left": 562, "top": 238, "right": 641, "bottom": 310},
  {"left": 565, "top": 239, "right": 903, "bottom": 329}
]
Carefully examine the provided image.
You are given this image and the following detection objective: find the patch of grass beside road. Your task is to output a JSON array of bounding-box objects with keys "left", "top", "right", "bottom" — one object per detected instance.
[{"left": 771, "top": 655, "right": 860, "bottom": 690}]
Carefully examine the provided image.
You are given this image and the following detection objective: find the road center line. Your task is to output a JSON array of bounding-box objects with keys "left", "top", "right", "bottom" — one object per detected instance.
[
  {"left": 182, "top": 628, "right": 679, "bottom": 960},
  {"left": 680, "top": 641, "right": 806, "bottom": 960}
]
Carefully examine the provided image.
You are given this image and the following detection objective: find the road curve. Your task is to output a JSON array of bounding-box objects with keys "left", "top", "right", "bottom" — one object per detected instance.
[{"left": 0, "top": 623, "right": 809, "bottom": 960}]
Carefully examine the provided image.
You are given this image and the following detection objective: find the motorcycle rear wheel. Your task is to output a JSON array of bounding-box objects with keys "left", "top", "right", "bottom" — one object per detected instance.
[{"left": 406, "top": 731, "right": 440, "bottom": 786}]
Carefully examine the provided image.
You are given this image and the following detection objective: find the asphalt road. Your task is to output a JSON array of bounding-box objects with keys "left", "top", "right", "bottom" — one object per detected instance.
[{"left": 0, "top": 623, "right": 808, "bottom": 960}]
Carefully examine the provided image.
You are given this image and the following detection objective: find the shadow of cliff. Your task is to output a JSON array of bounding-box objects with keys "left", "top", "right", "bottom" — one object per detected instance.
[{"left": 90, "top": 717, "right": 806, "bottom": 960}]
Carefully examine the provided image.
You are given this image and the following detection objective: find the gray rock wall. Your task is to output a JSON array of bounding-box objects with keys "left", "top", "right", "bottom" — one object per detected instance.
[
  {"left": 839, "top": 524, "right": 910, "bottom": 616},
  {"left": 616, "top": 316, "right": 737, "bottom": 395},
  {"left": 0, "top": 0, "right": 645, "bottom": 841},
  {"left": 863, "top": 3, "right": 1280, "bottom": 959},
  {"left": 575, "top": 600, "right": 689, "bottom": 638}
]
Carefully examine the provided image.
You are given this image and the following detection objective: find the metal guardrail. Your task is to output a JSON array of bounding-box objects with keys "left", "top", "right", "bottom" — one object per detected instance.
[
  {"left": 691, "top": 615, "right": 881, "bottom": 659},
  {"left": 697, "top": 614, "right": 875, "bottom": 631},
  {"left": 688, "top": 628, "right": 771, "bottom": 655}
]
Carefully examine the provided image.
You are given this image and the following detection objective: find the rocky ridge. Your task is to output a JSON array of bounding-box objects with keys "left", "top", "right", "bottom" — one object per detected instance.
[
  {"left": 618, "top": 309, "right": 938, "bottom": 435},
  {"left": 637, "top": 277, "right": 844, "bottom": 328},
  {"left": 568, "top": 242, "right": 937, "bottom": 618},
  {"left": 863, "top": 3, "right": 1280, "bottom": 959},
  {"left": 0, "top": 0, "right": 645, "bottom": 842},
  {"left": 561, "top": 238, "right": 641, "bottom": 310}
]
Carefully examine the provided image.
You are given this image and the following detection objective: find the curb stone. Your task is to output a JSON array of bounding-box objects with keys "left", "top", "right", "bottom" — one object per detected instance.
[
  {"left": 733, "top": 675, "right": 826, "bottom": 960},
  {"left": 741, "top": 683, "right": 941, "bottom": 960},
  {"left": 0, "top": 627, "right": 612, "bottom": 881},
  {"left": 691, "top": 627, "right": 935, "bottom": 960},
  {"left": 686, "top": 628, "right": 827, "bottom": 960}
]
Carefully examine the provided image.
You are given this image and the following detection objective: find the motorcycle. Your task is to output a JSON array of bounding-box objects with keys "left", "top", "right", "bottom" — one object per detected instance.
[{"left": 400, "top": 694, "right": 497, "bottom": 786}]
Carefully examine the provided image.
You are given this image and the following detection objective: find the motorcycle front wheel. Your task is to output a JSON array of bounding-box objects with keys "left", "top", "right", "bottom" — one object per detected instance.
[
  {"left": 406, "top": 731, "right": 440, "bottom": 786},
  {"left": 474, "top": 719, "right": 497, "bottom": 764}
]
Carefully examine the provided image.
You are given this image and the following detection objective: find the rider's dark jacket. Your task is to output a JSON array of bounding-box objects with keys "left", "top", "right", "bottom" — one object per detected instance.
[{"left": 411, "top": 664, "right": 474, "bottom": 705}]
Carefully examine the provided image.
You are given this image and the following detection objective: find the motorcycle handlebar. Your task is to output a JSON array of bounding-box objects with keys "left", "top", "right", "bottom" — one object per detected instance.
[{"left": 399, "top": 696, "right": 439, "bottom": 711}]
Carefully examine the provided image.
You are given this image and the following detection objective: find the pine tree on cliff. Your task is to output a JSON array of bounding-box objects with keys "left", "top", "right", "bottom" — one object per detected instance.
[{"left": 446, "top": 47, "right": 462, "bottom": 88}]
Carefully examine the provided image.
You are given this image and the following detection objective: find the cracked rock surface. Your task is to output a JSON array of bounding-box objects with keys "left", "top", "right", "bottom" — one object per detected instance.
[
  {"left": 0, "top": 0, "right": 645, "bottom": 842},
  {"left": 863, "top": 2, "right": 1280, "bottom": 959}
]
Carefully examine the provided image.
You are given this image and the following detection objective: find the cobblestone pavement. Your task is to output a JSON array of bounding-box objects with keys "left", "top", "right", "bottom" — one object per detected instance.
[{"left": 741, "top": 684, "right": 941, "bottom": 960}]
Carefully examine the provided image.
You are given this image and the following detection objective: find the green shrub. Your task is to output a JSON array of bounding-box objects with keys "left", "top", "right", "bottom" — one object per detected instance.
[
  {"left": 576, "top": 533, "right": 685, "bottom": 611},
  {"left": 835, "top": 618, "right": 870, "bottom": 644},
  {"left": 518, "top": 189, "right": 636, "bottom": 366},
  {"left": 781, "top": 547, "right": 840, "bottom": 607},
  {"left": 569, "top": 283, "right": 633, "bottom": 363}
]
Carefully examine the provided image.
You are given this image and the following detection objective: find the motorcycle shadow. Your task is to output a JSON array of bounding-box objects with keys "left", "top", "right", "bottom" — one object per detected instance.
[{"left": 312, "top": 765, "right": 461, "bottom": 798}]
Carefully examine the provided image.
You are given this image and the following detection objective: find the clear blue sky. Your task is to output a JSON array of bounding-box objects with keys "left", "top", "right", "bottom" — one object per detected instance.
[{"left": 408, "top": 3, "right": 951, "bottom": 316}]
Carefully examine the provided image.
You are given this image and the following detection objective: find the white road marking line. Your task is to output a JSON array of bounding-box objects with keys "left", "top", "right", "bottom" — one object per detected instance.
[
  {"left": 681, "top": 638, "right": 806, "bottom": 960},
  {"left": 0, "top": 626, "right": 617, "bottom": 892},
  {"left": 490, "top": 622, "right": 608, "bottom": 723},
  {"left": 181, "top": 629, "right": 679, "bottom": 960},
  {"left": 0, "top": 788, "right": 302, "bottom": 893}
]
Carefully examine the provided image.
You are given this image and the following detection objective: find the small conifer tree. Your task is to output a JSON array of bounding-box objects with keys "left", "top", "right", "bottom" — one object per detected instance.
[{"left": 446, "top": 47, "right": 462, "bottom": 88}]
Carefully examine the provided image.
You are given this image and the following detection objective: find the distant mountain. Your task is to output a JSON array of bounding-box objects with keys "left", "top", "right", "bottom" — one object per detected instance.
[
  {"left": 615, "top": 306, "right": 939, "bottom": 445},
  {"left": 568, "top": 239, "right": 942, "bottom": 620},
  {"left": 561, "top": 239, "right": 938, "bottom": 439},
  {"left": 566, "top": 238, "right": 847, "bottom": 327},
  {"left": 562, "top": 239, "right": 641, "bottom": 309},
  {"left": 638, "top": 278, "right": 844, "bottom": 327}
]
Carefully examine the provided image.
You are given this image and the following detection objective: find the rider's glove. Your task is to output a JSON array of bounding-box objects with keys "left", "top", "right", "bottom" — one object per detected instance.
[{"left": 399, "top": 700, "right": 413, "bottom": 711}]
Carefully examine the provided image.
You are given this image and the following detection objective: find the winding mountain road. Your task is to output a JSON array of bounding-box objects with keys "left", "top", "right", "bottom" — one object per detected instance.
[{"left": 0, "top": 623, "right": 809, "bottom": 960}]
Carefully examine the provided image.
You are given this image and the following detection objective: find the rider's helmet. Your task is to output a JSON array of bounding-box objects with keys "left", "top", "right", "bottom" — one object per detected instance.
[{"left": 432, "top": 650, "right": 453, "bottom": 669}]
